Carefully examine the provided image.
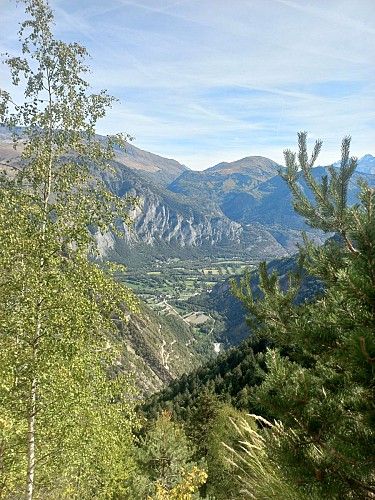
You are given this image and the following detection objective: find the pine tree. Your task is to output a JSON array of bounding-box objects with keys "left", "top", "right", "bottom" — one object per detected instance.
[
  {"left": 186, "top": 391, "right": 248, "bottom": 499},
  {"left": 231, "top": 133, "right": 375, "bottom": 498},
  {"left": 132, "top": 410, "right": 207, "bottom": 499},
  {"left": 0, "top": 1, "right": 139, "bottom": 498}
]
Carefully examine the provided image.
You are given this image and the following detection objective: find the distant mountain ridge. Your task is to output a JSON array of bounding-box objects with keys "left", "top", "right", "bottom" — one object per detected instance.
[
  {"left": 1, "top": 128, "right": 374, "bottom": 265},
  {"left": 0, "top": 126, "right": 189, "bottom": 185},
  {"left": 333, "top": 154, "right": 375, "bottom": 175},
  {"left": 168, "top": 156, "right": 281, "bottom": 206},
  {"left": 112, "top": 142, "right": 189, "bottom": 184},
  {"left": 206, "top": 154, "right": 280, "bottom": 172}
]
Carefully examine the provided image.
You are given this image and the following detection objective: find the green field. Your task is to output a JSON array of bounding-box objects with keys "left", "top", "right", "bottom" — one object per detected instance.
[
  {"left": 122, "top": 257, "right": 254, "bottom": 302},
  {"left": 116, "top": 256, "right": 257, "bottom": 338}
]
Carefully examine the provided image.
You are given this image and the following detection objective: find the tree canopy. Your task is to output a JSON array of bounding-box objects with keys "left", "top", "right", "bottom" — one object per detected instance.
[
  {"left": 0, "top": 1, "right": 139, "bottom": 498},
  {"left": 232, "top": 133, "right": 375, "bottom": 498}
]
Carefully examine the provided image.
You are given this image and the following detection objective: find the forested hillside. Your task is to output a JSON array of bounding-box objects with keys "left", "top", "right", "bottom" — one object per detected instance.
[
  {"left": 186, "top": 253, "right": 325, "bottom": 346},
  {"left": 1, "top": 1, "right": 374, "bottom": 499},
  {"left": 141, "top": 134, "right": 375, "bottom": 499},
  {"left": 115, "top": 300, "right": 209, "bottom": 395}
]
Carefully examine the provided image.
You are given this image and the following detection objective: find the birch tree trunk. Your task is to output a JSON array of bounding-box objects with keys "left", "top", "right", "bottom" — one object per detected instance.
[{"left": 0, "top": 1, "right": 138, "bottom": 497}]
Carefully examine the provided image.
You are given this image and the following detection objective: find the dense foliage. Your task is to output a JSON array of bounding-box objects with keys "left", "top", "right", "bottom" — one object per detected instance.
[
  {"left": 142, "top": 134, "right": 375, "bottom": 499},
  {"left": 0, "top": 1, "right": 139, "bottom": 497},
  {"left": 131, "top": 410, "right": 207, "bottom": 499},
  {"left": 1, "top": 2, "right": 373, "bottom": 499},
  {"left": 141, "top": 335, "right": 266, "bottom": 420},
  {"left": 230, "top": 133, "right": 375, "bottom": 498}
]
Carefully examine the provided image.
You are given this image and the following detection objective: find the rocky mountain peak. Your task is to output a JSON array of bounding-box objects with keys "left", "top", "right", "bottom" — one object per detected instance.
[{"left": 205, "top": 155, "right": 281, "bottom": 176}]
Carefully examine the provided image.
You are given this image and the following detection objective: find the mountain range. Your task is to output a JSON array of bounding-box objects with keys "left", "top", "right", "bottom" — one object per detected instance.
[
  {"left": 1, "top": 128, "right": 374, "bottom": 267},
  {"left": 99, "top": 145, "right": 375, "bottom": 265},
  {"left": 1, "top": 128, "right": 374, "bottom": 394}
]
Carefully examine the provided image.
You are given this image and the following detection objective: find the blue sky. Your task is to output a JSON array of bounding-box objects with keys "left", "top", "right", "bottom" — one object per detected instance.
[{"left": 1, "top": 0, "right": 374, "bottom": 169}]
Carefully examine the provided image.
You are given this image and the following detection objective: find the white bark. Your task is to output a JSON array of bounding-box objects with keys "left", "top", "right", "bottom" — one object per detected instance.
[{"left": 25, "top": 376, "right": 37, "bottom": 500}]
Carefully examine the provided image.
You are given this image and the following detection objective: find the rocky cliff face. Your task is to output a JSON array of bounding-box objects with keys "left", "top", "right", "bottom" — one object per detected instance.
[
  {"left": 99, "top": 161, "right": 243, "bottom": 258},
  {"left": 3, "top": 131, "right": 373, "bottom": 265},
  {"left": 96, "top": 158, "right": 335, "bottom": 264},
  {"left": 125, "top": 191, "right": 242, "bottom": 247},
  {"left": 99, "top": 157, "right": 332, "bottom": 263}
]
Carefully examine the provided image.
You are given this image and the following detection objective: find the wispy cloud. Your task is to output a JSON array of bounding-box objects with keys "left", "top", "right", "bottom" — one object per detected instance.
[
  {"left": 276, "top": 0, "right": 375, "bottom": 35},
  {"left": 1, "top": 0, "right": 374, "bottom": 168}
]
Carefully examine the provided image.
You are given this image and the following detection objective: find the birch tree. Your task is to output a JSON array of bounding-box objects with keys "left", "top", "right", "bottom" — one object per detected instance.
[{"left": 0, "top": 1, "right": 138, "bottom": 498}]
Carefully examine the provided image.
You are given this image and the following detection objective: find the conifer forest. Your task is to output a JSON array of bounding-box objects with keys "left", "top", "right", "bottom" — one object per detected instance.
[{"left": 0, "top": 1, "right": 374, "bottom": 498}]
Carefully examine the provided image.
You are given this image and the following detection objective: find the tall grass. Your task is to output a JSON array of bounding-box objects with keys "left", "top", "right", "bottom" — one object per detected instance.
[{"left": 223, "top": 415, "right": 304, "bottom": 500}]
